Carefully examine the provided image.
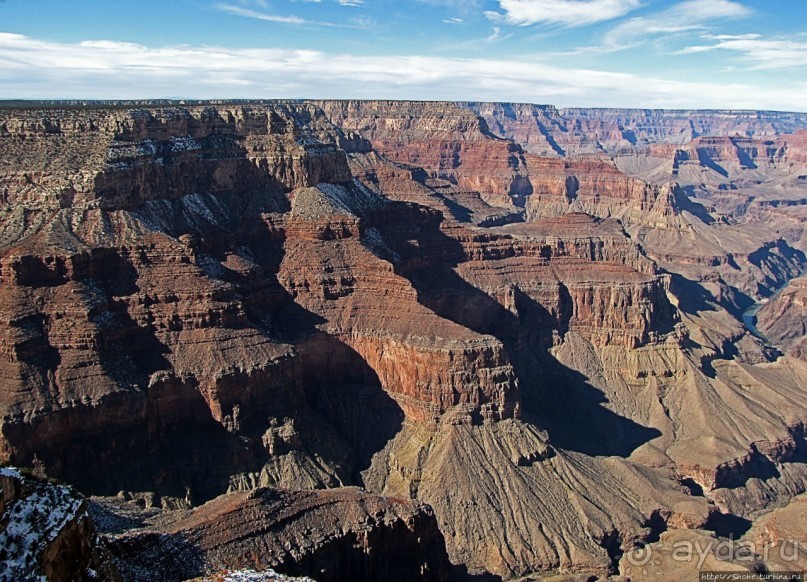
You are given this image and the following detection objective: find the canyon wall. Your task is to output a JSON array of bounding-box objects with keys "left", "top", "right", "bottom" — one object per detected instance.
[
  {"left": 466, "top": 102, "right": 807, "bottom": 155},
  {"left": 1, "top": 101, "right": 806, "bottom": 580}
]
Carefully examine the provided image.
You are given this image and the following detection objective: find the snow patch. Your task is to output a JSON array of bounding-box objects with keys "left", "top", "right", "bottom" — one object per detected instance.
[
  {"left": 170, "top": 136, "right": 202, "bottom": 153},
  {"left": 137, "top": 140, "right": 158, "bottom": 156},
  {"left": 0, "top": 466, "right": 23, "bottom": 479},
  {"left": 362, "top": 226, "right": 401, "bottom": 265},
  {"left": 179, "top": 193, "right": 230, "bottom": 229},
  {"left": 181, "top": 193, "right": 221, "bottom": 226},
  {"left": 316, "top": 180, "right": 387, "bottom": 217},
  {"left": 201, "top": 569, "right": 317, "bottom": 582},
  {"left": 197, "top": 255, "right": 228, "bottom": 279},
  {"left": 0, "top": 469, "right": 86, "bottom": 581}
]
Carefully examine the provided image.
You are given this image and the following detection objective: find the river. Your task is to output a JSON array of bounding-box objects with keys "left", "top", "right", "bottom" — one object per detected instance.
[
  {"left": 742, "top": 300, "right": 769, "bottom": 341},
  {"left": 742, "top": 269, "right": 806, "bottom": 343}
]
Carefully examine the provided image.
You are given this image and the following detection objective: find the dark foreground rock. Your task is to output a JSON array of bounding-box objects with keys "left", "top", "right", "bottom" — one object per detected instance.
[{"left": 98, "top": 486, "right": 451, "bottom": 582}]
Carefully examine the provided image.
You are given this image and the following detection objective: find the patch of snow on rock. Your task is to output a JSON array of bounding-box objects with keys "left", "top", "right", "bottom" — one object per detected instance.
[
  {"left": 0, "top": 467, "right": 86, "bottom": 581},
  {"left": 197, "top": 569, "right": 317, "bottom": 582}
]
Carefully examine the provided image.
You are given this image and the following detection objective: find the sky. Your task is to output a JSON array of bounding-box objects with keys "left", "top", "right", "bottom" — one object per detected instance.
[{"left": 0, "top": 0, "right": 804, "bottom": 109}]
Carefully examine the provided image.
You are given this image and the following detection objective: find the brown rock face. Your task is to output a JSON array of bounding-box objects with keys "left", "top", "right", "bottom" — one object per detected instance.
[
  {"left": 100, "top": 487, "right": 451, "bottom": 582},
  {"left": 277, "top": 184, "right": 520, "bottom": 425},
  {"left": 756, "top": 274, "right": 807, "bottom": 359},
  {"left": 420, "top": 214, "right": 675, "bottom": 351},
  {"left": 521, "top": 155, "right": 665, "bottom": 226},
  {"left": 313, "top": 100, "right": 533, "bottom": 208},
  {"left": 677, "top": 132, "right": 807, "bottom": 174},
  {"left": 0, "top": 104, "right": 352, "bottom": 215},
  {"left": 0, "top": 103, "right": 521, "bottom": 502}
]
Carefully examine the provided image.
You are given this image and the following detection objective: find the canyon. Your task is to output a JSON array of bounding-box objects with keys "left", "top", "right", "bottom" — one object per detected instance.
[{"left": 0, "top": 100, "right": 805, "bottom": 581}]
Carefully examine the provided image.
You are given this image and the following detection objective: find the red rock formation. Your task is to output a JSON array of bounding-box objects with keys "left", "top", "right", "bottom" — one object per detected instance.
[
  {"left": 0, "top": 103, "right": 522, "bottom": 501},
  {"left": 314, "top": 100, "right": 533, "bottom": 209},
  {"left": 429, "top": 214, "right": 674, "bottom": 349},
  {"left": 278, "top": 183, "right": 520, "bottom": 424},
  {"left": 522, "top": 155, "right": 663, "bottom": 225},
  {"left": 0, "top": 105, "right": 365, "bottom": 500}
]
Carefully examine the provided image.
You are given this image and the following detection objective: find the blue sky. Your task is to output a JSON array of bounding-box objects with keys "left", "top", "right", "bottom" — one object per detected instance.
[{"left": 0, "top": 0, "right": 804, "bottom": 109}]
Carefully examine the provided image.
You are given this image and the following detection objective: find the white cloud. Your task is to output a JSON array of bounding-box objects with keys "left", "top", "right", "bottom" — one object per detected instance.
[
  {"left": 679, "top": 36, "right": 807, "bottom": 69},
  {"left": 485, "top": 27, "right": 514, "bottom": 43},
  {"left": 0, "top": 33, "right": 803, "bottom": 110},
  {"left": 416, "top": 0, "right": 481, "bottom": 6},
  {"left": 237, "top": 0, "right": 270, "bottom": 8},
  {"left": 707, "top": 33, "right": 760, "bottom": 40},
  {"left": 443, "top": 17, "right": 465, "bottom": 24},
  {"left": 337, "top": 0, "right": 364, "bottom": 6},
  {"left": 485, "top": 0, "right": 640, "bottom": 27},
  {"left": 601, "top": 0, "right": 751, "bottom": 50},
  {"left": 216, "top": 3, "right": 343, "bottom": 25},
  {"left": 350, "top": 16, "right": 376, "bottom": 28},
  {"left": 216, "top": 4, "right": 307, "bottom": 24}
]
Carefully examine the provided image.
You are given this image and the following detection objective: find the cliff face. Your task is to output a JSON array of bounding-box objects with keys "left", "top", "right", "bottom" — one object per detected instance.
[
  {"left": 466, "top": 102, "right": 807, "bottom": 156},
  {"left": 1, "top": 106, "right": 336, "bottom": 501},
  {"left": 314, "top": 100, "right": 533, "bottom": 209},
  {"left": 277, "top": 183, "right": 521, "bottom": 425},
  {"left": 756, "top": 275, "right": 807, "bottom": 359},
  {"left": 1, "top": 101, "right": 807, "bottom": 580},
  {"left": 0, "top": 105, "right": 352, "bottom": 216},
  {"left": 521, "top": 155, "right": 664, "bottom": 226},
  {"left": 317, "top": 100, "right": 678, "bottom": 229}
]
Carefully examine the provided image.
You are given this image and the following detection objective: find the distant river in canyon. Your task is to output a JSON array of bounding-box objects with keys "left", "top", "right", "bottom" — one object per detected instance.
[
  {"left": 742, "top": 268, "right": 806, "bottom": 341},
  {"left": 743, "top": 301, "right": 769, "bottom": 340}
]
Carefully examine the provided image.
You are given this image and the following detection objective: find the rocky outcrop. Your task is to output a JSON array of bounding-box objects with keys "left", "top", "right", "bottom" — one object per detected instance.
[
  {"left": 313, "top": 100, "right": 533, "bottom": 209},
  {"left": 364, "top": 417, "right": 713, "bottom": 578},
  {"left": 438, "top": 215, "right": 675, "bottom": 350},
  {"left": 620, "top": 132, "right": 807, "bottom": 186},
  {"left": 620, "top": 529, "right": 761, "bottom": 581},
  {"left": 622, "top": 494, "right": 807, "bottom": 580},
  {"left": 0, "top": 467, "right": 114, "bottom": 581},
  {"left": 316, "top": 101, "right": 687, "bottom": 231},
  {"left": 278, "top": 181, "right": 521, "bottom": 425},
  {"left": 100, "top": 487, "right": 451, "bottom": 582},
  {"left": 756, "top": 274, "right": 807, "bottom": 359},
  {"left": 0, "top": 104, "right": 371, "bottom": 502},
  {"left": 0, "top": 103, "right": 522, "bottom": 503},
  {"left": 521, "top": 155, "right": 672, "bottom": 227},
  {"left": 346, "top": 150, "right": 524, "bottom": 226},
  {"left": 0, "top": 104, "right": 352, "bottom": 218}
]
